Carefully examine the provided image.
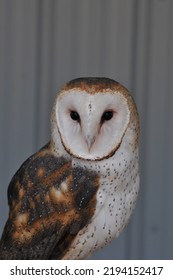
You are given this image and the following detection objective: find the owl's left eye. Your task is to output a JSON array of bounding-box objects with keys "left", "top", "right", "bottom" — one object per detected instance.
[
  {"left": 70, "top": 111, "right": 80, "bottom": 121},
  {"left": 101, "top": 111, "right": 113, "bottom": 122}
]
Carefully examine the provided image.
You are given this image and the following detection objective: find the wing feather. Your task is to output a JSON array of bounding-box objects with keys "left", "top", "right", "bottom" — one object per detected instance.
[{"left": 0, "top": 143, "right": 99, "bottom": 259}]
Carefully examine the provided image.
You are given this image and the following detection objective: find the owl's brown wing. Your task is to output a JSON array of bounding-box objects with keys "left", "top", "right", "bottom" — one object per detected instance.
[{"left": 0, "top": 143, "right": 99, "bottom": 259}]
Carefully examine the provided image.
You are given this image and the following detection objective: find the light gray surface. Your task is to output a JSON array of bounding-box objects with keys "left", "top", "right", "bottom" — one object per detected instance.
[{"left": 0, "top": 0, "right": 173, "bottom": 259}]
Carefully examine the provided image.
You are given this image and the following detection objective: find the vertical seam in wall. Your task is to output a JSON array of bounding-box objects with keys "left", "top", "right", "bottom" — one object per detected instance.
[
  {"left": 33, "top": 0, "right": 43, "bottom": 150},
  {"left": 129, "top": 0, "right": 139, "bottom": 96},
  {"left": 125, "top": 0, "right": 139, "bottom": 259},
  {"left": 47, "top": 0, "right": 55, "bottom": 110},
  {"left": 161, "top": 0, "right": 173, "bottom": 258},
  {"left": 139, "top": 0, "right": 154, "bottom": 259},
  {"left": 2, "top": 1, "right": 13, "bottom": 170}
]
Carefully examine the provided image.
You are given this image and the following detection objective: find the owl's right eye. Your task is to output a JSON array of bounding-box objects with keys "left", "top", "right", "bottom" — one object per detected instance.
[{"left": 70, "top": 111, "right": 80, "bottom": 121}]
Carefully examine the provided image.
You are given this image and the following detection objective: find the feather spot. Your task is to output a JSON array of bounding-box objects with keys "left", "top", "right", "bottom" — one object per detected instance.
[
  {"left": 15, "top": 213, "right": 29, "bottom": 227},
  {"left": 50, "top": 187, "right": 63, "bottom": 201},
  {"left": 37, "top": 167, "right": 46, "bottom": 178},
  {"left": 18, "top": 188, "right": 25, "bottom": 199},
  {"left": 60, "top": 181, "right": 68, "bottom": 193}
]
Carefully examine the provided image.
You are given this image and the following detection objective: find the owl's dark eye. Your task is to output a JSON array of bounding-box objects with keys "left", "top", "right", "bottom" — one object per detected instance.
[
  {"left": 70, "top": 111, "right": 80, "bottom": 121},
  {"left": 101, "top": 111, "right": 113, "bottom": 122}
]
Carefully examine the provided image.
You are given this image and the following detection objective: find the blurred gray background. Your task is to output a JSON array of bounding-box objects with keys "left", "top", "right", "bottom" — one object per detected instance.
[{"left": 0, "top": 0, "right": 173, "bottom": 259}]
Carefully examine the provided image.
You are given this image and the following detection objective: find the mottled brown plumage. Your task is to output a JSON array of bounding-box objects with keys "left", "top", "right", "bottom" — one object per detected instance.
[{"left": 0, "top": 143, "right": 99, "bottom": 259}]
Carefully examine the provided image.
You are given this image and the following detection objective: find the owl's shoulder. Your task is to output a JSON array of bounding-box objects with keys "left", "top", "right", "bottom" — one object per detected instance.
[{"left": 7, "top": 142, "right": 70, "bottom": 206}]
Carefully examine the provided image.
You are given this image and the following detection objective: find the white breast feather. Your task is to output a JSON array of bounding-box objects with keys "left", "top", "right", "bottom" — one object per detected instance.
[{"left": 62, "top": 130, "right": 139, "bottom": 260}]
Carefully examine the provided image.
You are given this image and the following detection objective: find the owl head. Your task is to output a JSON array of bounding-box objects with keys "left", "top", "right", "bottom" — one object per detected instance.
[{"left": 51, "top": 77, "right": 139, "bottom": 161}]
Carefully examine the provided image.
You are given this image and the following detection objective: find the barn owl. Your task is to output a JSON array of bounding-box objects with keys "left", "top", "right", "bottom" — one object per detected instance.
[{"left": 0, "top": 77, "right": 140, "bottom": 260}]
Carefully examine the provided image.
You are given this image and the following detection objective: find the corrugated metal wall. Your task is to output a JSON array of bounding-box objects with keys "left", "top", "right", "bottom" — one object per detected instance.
[{"left": 0, "top": 0, "right": 173, "bottom": 259}]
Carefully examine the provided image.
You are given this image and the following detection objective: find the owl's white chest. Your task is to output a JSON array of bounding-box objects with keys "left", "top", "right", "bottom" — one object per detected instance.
[{"left": 63, "top": 147, "right": 139, "bottom": 260}]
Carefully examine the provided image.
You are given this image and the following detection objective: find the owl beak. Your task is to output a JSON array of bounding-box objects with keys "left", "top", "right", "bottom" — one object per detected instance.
[
  {"left": 83, "top": 120, "right": 97, "bottom": 151},
  {"left": 85, "top": 135, "right": 96, "bottom": 151}
]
